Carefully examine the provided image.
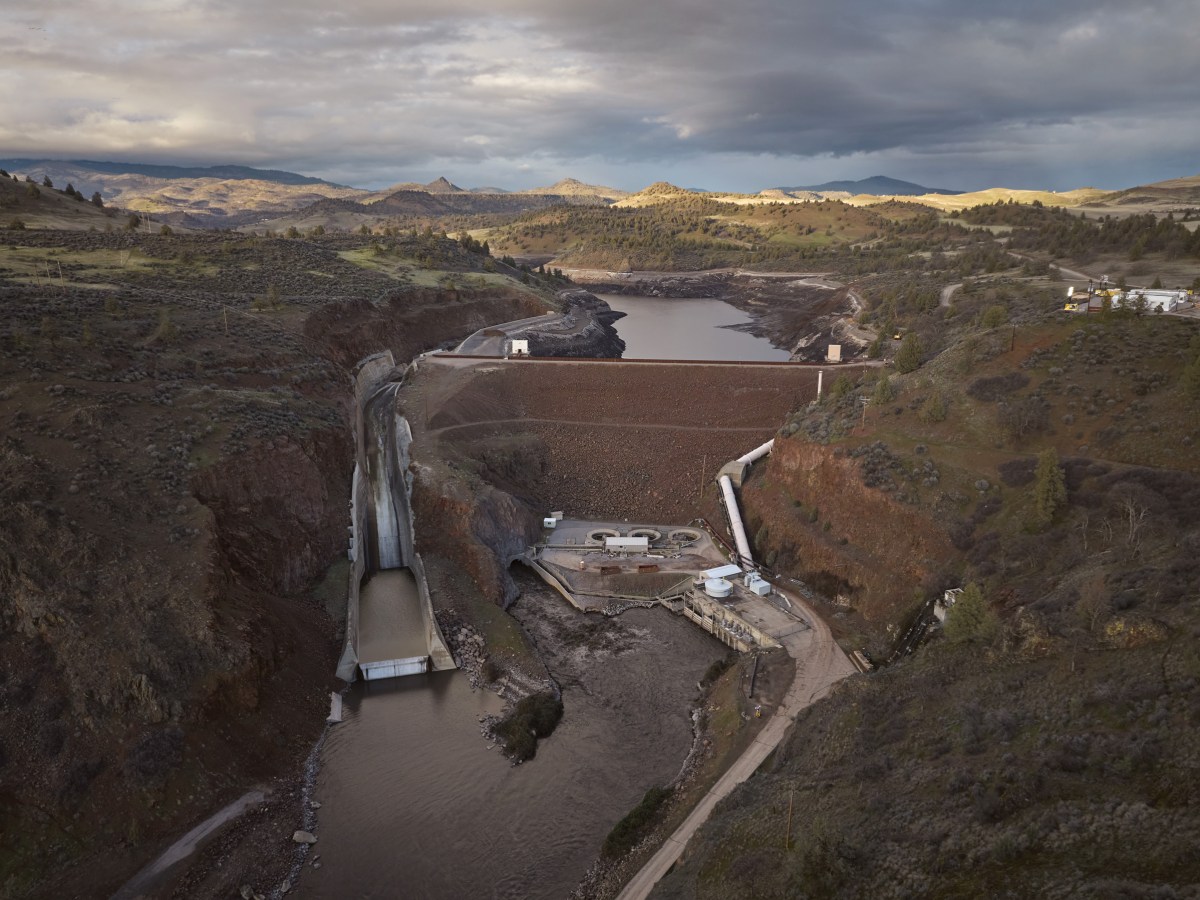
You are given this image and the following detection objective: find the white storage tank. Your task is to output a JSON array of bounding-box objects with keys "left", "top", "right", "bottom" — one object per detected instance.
[{"left": 705, "top": 578, "right": 733, "bottom": 599}]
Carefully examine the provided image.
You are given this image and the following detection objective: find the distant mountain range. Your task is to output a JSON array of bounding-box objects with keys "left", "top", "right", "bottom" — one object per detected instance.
[
  {"left": 774, "top": 175, "right": 962, "bottom": 196},
  {"left": 0, "top": 159, "right": 631, "bottom": 227},
  {"left": 2, "top": 158, "right": 1195, "bottom": 231},
  {"left": 0, "top": 158, "right": 344, "bottom": 187}
]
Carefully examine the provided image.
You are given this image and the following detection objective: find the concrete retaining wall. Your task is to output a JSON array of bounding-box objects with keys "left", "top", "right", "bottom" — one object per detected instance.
[
  {"left": 335, "top": 462, "right": 370, "bottom": 682},
  {"left": 682, "top": 591, "right": 781, "bottom": 652},
  {"left": 410, "top": 552, "right": 455, "bottom": 670}
]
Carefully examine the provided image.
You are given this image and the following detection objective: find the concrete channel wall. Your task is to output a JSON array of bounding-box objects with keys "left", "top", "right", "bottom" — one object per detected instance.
[{"left": 336, "top": 352, "right": 455, "bottom": 682}]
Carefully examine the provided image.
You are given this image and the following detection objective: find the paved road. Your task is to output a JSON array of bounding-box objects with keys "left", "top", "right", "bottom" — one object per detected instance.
[
  {"left": 452, "top": 312, "right": 561, "bottom": 355},
  {"left": 430, "top": 417, "right": 780, "bottom": 437},
  {"left": 111, "top": 790, "right": 266, "bottom": 900},
  {"left": 616, "top": 593, "right": 856, "bottom": 900}
]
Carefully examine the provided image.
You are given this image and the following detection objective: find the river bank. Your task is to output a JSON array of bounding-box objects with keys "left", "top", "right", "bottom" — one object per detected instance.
[{"left": 295, "top": 569, "right": 732, "bottom": 899}]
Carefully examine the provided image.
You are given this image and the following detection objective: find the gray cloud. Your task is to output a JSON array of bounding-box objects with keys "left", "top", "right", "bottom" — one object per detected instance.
[{"left": 1, "top": 0, "right": 1197, "bottom": 190}]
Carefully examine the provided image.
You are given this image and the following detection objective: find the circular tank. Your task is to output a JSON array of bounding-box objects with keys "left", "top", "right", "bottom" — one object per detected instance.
[
  {"left": 628, "top": 528, "right": 662, "bottom": 542},
  {"left": 586, "top": 528, "right": 621, "bottom": 545},
  {"left": 704, "top": 578, "right": 733, "bottom": 599}
]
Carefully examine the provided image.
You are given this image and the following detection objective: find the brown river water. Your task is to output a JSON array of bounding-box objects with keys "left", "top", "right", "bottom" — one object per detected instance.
[{"left": 301, "top": 573, "right": 726, "bottom": 899}]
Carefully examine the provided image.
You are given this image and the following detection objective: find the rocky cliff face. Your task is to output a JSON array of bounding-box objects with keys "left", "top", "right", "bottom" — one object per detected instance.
[
  {"left": 193, "top": 426, "right": 352, "bottom": 595},
  {"left": 305, "top": 286, "right": 549, "bottom": 367},
  {"left": 526, "top": 291, "right": 626, "bottom": 358},
  {"left": 411, "top": 462, "right": 543, "bottom": 608},
  {"left": 741, "top": 434, "right": 956, "bottom": 649}
]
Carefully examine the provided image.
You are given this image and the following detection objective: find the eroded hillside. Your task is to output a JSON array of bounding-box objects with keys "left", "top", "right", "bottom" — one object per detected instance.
[
  {"left": 0, "top": 229, "right": 556, "bottom": 898},
  {"left": 655, "top": 308, "right": 1200, "bottom": 898}
]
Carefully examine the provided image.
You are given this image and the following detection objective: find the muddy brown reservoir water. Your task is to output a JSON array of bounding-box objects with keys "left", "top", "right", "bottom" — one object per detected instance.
[
  {"left": 304, "top": 574, "right": 725, "bottom": 899},
  {"left": 596, "top": 294, "right": 790, "bottom": 361}
]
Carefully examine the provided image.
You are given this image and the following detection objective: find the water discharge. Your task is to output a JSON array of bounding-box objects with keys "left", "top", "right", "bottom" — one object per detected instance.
[
  {"left": 596, "top": 294, "right": 790, "bottom": 361},
  {"left": 305, "top": 574, "right": 725, "bottom": 899}
]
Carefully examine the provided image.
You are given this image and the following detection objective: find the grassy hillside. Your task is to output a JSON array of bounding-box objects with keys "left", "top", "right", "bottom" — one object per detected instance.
[
  {"left": 850, "top": 187, "right": 1111, "bottom": 214},
  {"left": 485, "top": 194, "right": 900, "bottom": 271},
  {"left": 0, "top": 169, "right": 122, "bottom": 231},
  {"left": 1084, "top": 174, "right": 1200, "bottom": 214},
  {"left": 654, "top": 300, "right": 1200, "bottom": 898}
]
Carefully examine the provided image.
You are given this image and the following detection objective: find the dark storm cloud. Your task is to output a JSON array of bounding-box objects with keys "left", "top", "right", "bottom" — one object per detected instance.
[{"left": 1, "top": 0, "right": 1196, "bottom": 189}]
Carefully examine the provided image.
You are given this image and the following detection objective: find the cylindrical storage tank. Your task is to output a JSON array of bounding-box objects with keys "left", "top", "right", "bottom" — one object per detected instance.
[{"left": 705, "top": 578, "right": 733, "bottom": 599}]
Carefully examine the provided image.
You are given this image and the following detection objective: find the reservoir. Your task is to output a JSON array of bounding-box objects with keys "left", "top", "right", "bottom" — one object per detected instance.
[
  {"left": 596, "top": 294, "right": 790, "bottom": 361},
  {"left": 306, "top": 573, "right": 725, "bottom": 899}
]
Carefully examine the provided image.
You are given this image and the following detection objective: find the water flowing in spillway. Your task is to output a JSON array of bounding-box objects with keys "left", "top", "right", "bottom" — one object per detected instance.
[{"left": 356, "top": 570, "right": 427, "bottom": 664}]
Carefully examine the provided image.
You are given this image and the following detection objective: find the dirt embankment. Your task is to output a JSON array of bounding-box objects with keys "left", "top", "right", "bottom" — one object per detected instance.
[
  {"left": 740, "top": 435, "right": 957, "bottom": 653},
  {"left": 400, "top": 360, "right": 826, "bottom": 613}
]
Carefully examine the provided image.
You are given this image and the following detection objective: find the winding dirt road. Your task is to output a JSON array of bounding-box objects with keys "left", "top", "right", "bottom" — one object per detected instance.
[{"left": 616, "top": 593, "right": 856, "bottom": 900}]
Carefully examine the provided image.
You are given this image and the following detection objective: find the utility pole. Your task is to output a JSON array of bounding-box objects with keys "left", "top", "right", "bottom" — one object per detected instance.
[
  {"left": 223, "top": 306, "right": 229, "bottom": 334},
  {"left": 785, "top": 786, "right": 795, "bottom": 850},
  {"left": 699, "top": 453, "right": 707, "bottom": 499}
]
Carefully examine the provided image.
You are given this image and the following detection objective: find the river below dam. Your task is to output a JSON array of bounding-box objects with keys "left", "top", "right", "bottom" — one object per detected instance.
[
  {"left": 302, "top": 572, "right": 726, "bottom": 899},
  {"left": 595, "top": 293, "right": 790, "bottom": 361}
]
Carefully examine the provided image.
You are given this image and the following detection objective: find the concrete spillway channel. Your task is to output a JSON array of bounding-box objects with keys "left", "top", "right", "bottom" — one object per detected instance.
[{"left": 337, "top": 352, "right": 454, "bottom": 681}]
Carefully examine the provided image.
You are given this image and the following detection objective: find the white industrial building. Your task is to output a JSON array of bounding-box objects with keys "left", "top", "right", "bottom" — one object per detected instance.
[
  {"left": 1066, "top": 284, "right": 1191, "bottom": 313},
  {"left": 1113, "top": 289, "right": 1189, "bottom": 312}
]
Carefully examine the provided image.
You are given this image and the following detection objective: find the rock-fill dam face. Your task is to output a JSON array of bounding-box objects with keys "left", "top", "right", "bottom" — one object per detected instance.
[{"left": 337, "top": 352, "right": 454, "bottom": 680}]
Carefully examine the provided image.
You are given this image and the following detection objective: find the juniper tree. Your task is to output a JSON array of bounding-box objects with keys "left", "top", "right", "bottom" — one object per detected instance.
[
  {"left": 1031, "top": 447, "right": 1067, "bottom": 530},
  {"left": 944, "top": 582, "right": 998, "bottom": 644},
  {"left": 894, "top": 332, "right": 924, "bottom": 374}
]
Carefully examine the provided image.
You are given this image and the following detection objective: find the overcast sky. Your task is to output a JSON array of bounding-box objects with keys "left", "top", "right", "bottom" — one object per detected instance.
[{"left": 2, "top": 1, "right": 1197, "bottom": 192}]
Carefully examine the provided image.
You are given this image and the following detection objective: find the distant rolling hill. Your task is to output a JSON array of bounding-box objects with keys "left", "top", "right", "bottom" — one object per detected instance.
[
  {"left": 1082, "top": 173, "right": 1200, "bottom": 212},
  {"left": 0, "top": 170, "right": 121, "bottom": 231},
  {"left": 521, "top": 178, "right": 629, "bottom": 203},
  {"left": 0, "top": 159, "right": 366, "bottom": 228},
  {"left": 777, "top": 175, "right": 962, "bottom": 196},
  {"left": 859, "top": 186, "right": 1111, "bottom": 213},
  {"left": 0, "top": 160, "right": 631, "bottom": 230},
  {"left": 0, "top": 158, "right": 345, "bottom": 187}
]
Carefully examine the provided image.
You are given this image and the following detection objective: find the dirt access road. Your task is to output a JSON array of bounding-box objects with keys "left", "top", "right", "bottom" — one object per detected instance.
[{"left": 616, "top": 590, "right": 857, "bottom": 900}]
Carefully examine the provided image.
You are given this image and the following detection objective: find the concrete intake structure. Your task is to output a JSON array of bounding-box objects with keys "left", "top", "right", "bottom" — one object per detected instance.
[{"left": 716, "top": 438, "right": 775, "bottom": 567}]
